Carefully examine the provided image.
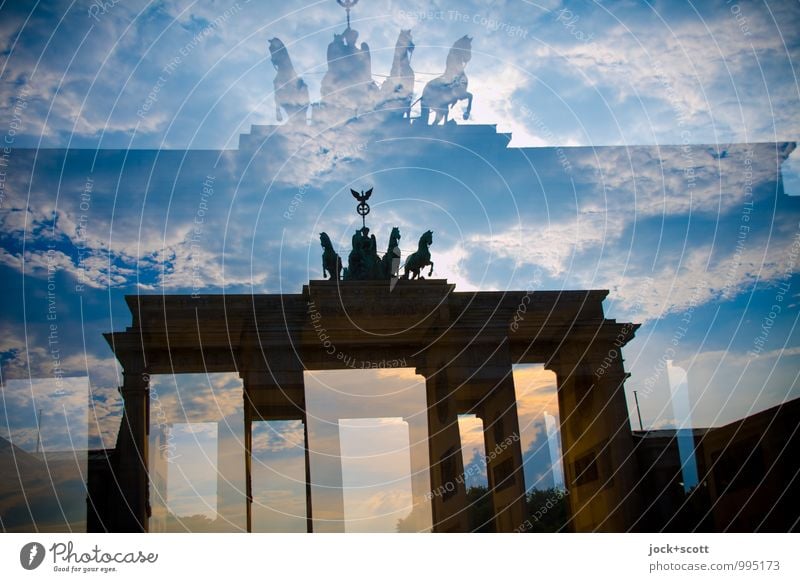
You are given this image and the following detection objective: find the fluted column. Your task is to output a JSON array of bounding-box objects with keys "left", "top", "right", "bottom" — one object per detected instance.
[
  {"left": 244, "top": 397, "right": 253, "bottom": 533},
  {"left": 116, "top": 370, "right": 150, "bottom": 532},
  {"left": 545, "top": 329, "right": 641, "bottom": 532},
  {"left": 421, "top": 363, "right": 469, "bottom": 532},
  {"left": 475, "top": 371, "right": 527, "bottom": 532}
]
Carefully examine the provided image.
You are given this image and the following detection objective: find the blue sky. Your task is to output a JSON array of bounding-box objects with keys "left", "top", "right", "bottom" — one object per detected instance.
[
  {"left": 1, "top": 0, "right": 799, "bottom": 532},
  {"left": 0, "top": 0, "right": 798, "bottom": 148}
]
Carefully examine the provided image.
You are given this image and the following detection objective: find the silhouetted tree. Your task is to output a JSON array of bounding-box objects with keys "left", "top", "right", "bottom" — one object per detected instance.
[
  {"left": 522, "top": 488, "right": 569, "bottom": 532},
  {"left": 397, "top": 486, "right": 571, "bottom": 532},
  {"left": 395, "top": 486, "right": 493, "bottom": 532},
  {"left": 465, "top": 486, "right": 494, "bottom": 532}
]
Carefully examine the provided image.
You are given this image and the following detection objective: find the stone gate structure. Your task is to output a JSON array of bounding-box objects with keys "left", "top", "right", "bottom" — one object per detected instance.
[{"left": 102, "top": 279, "right": 640, "bottom": 532}]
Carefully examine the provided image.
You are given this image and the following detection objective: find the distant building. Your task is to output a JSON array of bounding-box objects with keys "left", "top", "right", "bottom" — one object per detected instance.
[
  {"left": 1, "top": 436, "right": 88, "bottom": 532},
  {"left": 633, "top": 397, "right": 800, "bottom": 532}
]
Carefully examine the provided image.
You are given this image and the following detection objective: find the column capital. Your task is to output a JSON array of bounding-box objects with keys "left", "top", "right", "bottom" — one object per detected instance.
[
  {"left": 544, "top": 352, "right": 595, "bottom": 379},
  {"left": 414, "top": 347, "right": 454, "bottom": 379},
  {"left": 545, "top": 323, "right": 637, "bottom": 380}
]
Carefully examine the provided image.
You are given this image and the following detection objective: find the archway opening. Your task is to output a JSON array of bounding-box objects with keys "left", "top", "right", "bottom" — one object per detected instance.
[
  {"left": 250, "top": 419, "right": 307, "bottom": 532},
  {"left": 304, "top": 368, "right": 431, "bottom": 532},
  {"left": 146, "top": 372, "right": 244, "bottom": 532},
  {"left": 162, "top": 422, "right": 218, "bottom": 532},
  {"left": 339, "top": 417, "right": 413, "bottom": 532},
  {"left": 512, "top": 364, "right": 569, "bottom": 532},
  {"left": 457, "top": 414, "right": 493, "bottom": 531}
]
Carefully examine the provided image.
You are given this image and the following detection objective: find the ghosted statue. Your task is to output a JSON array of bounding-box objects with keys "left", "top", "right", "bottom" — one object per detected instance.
[
  {"left": 321, "top": 33, "right": 345, "bottom": 105},
  {"left": 269, "top": 38, "right": 310, "bottom": 124},
  {"left": 346, "top": 28, "right": 375, "bottom": 92},
  {"left": 345, "top": 226, "right": 381, "bottom": 280},
  {"left": 321, "top": 26, "right": 377, "bottom": 118},
  {"left": 320, "top": 232, "right": 343, "bottom": 280},
  {"left": 419, "top": 35, "right": 473, "bottom": 125},
  {"left": 403, "top": 230, "right": 434, "bottom": 279},
  {"left": 381, "top": 226, "right": 402, "bottom": 278},
  {"left": 377, "top": 30, "right": 415, "bottom": 120}
]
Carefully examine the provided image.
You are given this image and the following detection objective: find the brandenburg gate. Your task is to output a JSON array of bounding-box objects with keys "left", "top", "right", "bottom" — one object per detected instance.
[
  {"left": 102, "top": 2, "right": 640, "bottom": 533},
  {"left": 104, "top": 279, "right": 641, "bottom": 532}
]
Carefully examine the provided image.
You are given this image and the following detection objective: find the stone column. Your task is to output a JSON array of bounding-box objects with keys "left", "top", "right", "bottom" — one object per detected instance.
[
  {"left": 475, "top": 371, "right": 527, "bottom": 532},
  {"left": 308, "top": 417, "right": 346, "bottom": 532},
  {"left": 420, "top": 364, "right": 469, "bottom": 532},
  {"left": 116, "top": 370, "right": 150, "bottom": 532},
  {"left": 546, "top": 332, "right": 641, "bottom": 532},
  {"left": 303, "top": 418, "right": 313, "bottom": 533},
  {"left": 243, "top": 398, "right": 253, "bottom": 533},
  {"left": 589, "top": 344, "right": 642, "bottom": 532}
]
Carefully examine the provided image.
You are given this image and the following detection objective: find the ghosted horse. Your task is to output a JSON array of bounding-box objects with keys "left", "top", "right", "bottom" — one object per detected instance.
[
  {"left": 403, "top": 230, "right": 434, "bottom": 279},
  {"left": 269, "top": 38, "right": 309, "bottom": 123},
  {"left": 378, "top": 30, "right": 415, "bottom": 120},
  {"left": 419, "top": 35, "right": 472, "bottom": 125}
]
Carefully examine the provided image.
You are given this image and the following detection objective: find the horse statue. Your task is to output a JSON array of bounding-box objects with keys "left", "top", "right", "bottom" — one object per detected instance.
[
  {"left": 268, "top": 38, "right": 309, "bottom": 124},
  {"left": 381, "top": 226, "right": 402, "bottom": 278},
  {"left": 319, "top": 232, "right": 342, "bottom": 280},
  {"left": 377, "top": 30, "right": 415, "bottom": 120},
  {"left": 419, "top": 35, "right": 473, "bottom": 125},
  {"left": 403, "top": 230, "right": 434, "bottom": 279}
]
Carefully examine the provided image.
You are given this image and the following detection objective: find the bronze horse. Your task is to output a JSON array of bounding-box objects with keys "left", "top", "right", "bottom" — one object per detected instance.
[
  {"left": 403, "top": 230, "right": 434, "bottom": 279},
  {"left": 319, "top": 232, "right": 342, "bottom": 280}
]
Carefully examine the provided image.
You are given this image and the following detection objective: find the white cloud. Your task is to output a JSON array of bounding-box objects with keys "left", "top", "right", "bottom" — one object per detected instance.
[{"left": 1, "top": 1, "right": 797, "bottom": 148}]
